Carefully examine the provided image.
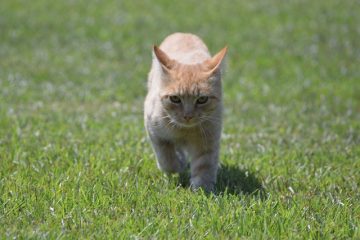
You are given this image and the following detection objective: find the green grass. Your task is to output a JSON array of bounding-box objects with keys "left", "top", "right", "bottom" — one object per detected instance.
[{"left": 1, "top": 0, "right": 359, "bottom": 238}]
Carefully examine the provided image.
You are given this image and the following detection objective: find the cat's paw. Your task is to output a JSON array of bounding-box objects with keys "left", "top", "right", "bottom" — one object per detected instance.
[{"left": 190, "top": 178, "right": 215, "bottom": 193}]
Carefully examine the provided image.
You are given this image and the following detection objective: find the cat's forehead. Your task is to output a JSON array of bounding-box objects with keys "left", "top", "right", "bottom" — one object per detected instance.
[
  {"left": 164, "top": 80, "right": 220, "bottom": 98},
  {"left": 161, "top": 63, "right": 220, "bottom": 96},
  {"left": 165, "top": 81, "right": 212, "bottom": 96},
  {"left": 170, "top": 64, "right": 209, "bottom": 82}
]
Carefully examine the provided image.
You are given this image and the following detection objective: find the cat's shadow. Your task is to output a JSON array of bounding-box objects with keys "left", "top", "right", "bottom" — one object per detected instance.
[{"left": 179, "top": 164, "right": 264, "bottom": 196}]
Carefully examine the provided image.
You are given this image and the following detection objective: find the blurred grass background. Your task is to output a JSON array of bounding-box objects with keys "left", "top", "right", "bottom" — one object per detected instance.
[{"left": 0, "top": 0, "right": 359, "bottom": 238}]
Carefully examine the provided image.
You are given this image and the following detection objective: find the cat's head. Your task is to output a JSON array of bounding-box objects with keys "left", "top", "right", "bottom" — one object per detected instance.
[{"left": 153, "top": 45, "right": 227, "bottom": 128}]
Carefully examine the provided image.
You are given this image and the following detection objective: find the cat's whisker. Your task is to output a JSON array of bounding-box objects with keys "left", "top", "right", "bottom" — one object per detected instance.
[
  {"left": 168, "top": 120, "right": 179, "bottom": 130},
  {"left": 166, "top": 120, "right": 175, "bottom": 129},
  {"left": 204, "top": 117, "right": 221, "bottom": 125},
  {"left": 159, "top": 115, "right": 171, "bottom": 120},
  {"left": 200, "top": 116, "right": 221, "bottom": 126}
]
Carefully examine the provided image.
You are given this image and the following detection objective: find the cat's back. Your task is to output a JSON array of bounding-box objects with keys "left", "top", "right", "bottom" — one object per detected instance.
[{"left": 159, "top": 33, "right": 211, "bottom": 64}]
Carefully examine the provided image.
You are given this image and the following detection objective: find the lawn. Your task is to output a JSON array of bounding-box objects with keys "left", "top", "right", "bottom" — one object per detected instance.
[{"left": 0, "top": 0, "right": 359, "bottom": 239}]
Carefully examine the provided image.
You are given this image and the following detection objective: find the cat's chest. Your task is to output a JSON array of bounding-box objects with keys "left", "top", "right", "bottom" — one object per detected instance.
[{"left": 152, "top": 123, "right": 201, "bottom": 142}]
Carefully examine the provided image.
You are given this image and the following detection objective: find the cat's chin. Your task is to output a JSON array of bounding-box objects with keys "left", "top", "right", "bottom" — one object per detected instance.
[{"left": 174, "top": 121, "right": 199, "bottom": 128}]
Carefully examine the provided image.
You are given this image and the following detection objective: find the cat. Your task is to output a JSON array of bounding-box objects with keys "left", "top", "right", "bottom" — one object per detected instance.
[{"left": 144, "top": 32, "right": 227, "bottom": 192}]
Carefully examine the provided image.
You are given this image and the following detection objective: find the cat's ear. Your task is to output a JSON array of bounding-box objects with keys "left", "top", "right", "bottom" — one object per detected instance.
[
  {"left": 204, "top": 46, "right": 228, "bottom": 75},
  {"left": 153, "top": 45, "right": 175, "bottom": 72}
]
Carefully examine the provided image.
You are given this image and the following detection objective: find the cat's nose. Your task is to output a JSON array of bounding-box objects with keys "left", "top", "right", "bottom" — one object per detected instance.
[{"left": 183, "top": 116, "right": 193, "bottom": 121}]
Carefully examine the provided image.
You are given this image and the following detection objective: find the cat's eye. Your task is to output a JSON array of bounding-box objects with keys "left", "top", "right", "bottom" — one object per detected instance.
[
  {"left": 169, "top": 95, "right": 181, "bottom": 104},
  {"left": 196, "top": 96, "right": 209, "bottom": 104}
]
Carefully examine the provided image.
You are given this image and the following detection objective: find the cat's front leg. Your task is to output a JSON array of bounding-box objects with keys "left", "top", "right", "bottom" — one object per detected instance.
[
  {"left": 149, "top": 136, "right": 186, "bottom": 174},
  {"left": 190, "top": 151, "right": 218, "bottom": 192}
]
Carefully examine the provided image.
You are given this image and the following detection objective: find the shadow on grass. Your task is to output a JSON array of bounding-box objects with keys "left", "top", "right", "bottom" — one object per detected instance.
[
  {"left": 216, "top": 164, "right": 264, "bottom": 196},
  {"left": 179, "top": 164, "right": 265, "bottom": 197}
]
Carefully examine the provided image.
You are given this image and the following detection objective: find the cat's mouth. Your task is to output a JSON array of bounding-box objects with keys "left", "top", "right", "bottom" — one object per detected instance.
[
  {"left": 163, "top": 115, "right": 202, "bottom": 128},
  {"left": 172, "top": 119, "right": 199, "bottom": 128},
  {"left": 177, "top": 122, "right": 198, "bottom": 128}
]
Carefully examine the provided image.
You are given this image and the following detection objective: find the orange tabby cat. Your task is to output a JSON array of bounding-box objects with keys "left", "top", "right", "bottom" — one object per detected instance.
[{"left": 144, "top": 33, "right": 227, "bottom": 192}]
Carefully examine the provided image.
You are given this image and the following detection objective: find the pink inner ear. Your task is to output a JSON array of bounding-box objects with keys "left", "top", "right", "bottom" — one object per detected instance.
[
  {"left": 153, "top": 45, "right": 175, "bottom": 70},
  {"left": 205, "top": 46, "right": 228, "bottom": 73}
]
